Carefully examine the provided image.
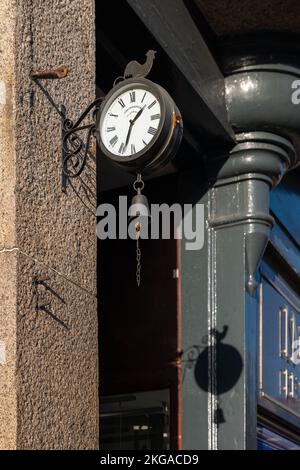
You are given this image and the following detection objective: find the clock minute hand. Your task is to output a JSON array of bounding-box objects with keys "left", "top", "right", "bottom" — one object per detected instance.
[{"left": 125, "top": 121, "right": 133, "bottom": 148}]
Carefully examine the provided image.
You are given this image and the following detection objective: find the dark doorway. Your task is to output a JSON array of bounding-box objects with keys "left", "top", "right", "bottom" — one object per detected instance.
[{"left": 96, "top": 1, "right": 183, "bottom": 449}]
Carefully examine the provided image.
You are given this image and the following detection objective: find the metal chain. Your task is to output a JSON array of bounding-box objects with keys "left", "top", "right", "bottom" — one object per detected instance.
[
  {"left": 133, "top": 173, "right": 144, "bottom": 287},
  {"left": 133, "top": 173, "right": 144, "bottom": 192},
  {"left": 136, "top": 233, "right": 141, "bottom": 287}
]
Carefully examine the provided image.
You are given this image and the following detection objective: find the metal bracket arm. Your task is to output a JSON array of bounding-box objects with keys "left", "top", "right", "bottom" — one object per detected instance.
[{"left": 30, "top": 66, "right": 103, "bottom": 188}]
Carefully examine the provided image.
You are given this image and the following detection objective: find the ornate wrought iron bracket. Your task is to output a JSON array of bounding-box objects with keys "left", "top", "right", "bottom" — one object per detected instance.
[
  {"left": 61, "top": 97, "right": 103, "bottom": 182},
  {"left": 30, "top": 65, "right": 103, "bottom": 191}
]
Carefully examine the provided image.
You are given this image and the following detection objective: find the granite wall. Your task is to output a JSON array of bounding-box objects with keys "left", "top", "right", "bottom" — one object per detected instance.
[{"left": 0, "top": 0, "right": 98, "bottom": 449}]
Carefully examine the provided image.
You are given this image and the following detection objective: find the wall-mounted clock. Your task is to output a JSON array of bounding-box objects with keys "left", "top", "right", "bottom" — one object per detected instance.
[{"left": 95, "top": 77, "right": 183, "bottom": 174}]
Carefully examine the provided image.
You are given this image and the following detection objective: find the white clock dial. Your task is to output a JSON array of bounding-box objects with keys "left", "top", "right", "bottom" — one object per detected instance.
[{"left": 100, "top": 88, "right": 161, "bottom": 157}]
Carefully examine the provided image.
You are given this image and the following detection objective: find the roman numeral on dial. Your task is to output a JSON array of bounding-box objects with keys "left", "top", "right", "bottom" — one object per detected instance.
[
  {"left": 148, "top": 126, "right": 157, "bottom": 136},
  {"left": 106, "top": 127, "right": 116, "bottom": 132},
  {"left": 148, "top": 100, "right": 157, "bottom": 109},
  {"left": 131, "top": 144, "right": 136, "bottom": 154},
  {"left": 110, "top": 135, "right": 118, "bottom": 147},
  {"left": 118, "top": 142, "right": 125, "bottom": 154},
  {"left": 151, "top": 114, "right": 160, "bottom": 121},
  {"left": 118, "top": 98, "right": 125, "bottom": 108},
  {"left": 130, "top": 91, "right": 136, "bottom": 102}
]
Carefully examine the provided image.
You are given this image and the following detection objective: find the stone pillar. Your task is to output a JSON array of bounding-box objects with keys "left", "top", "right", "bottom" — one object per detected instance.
[
  {"left": 0, "top": 0, "right": 17, "bottom": 451},
  {"left": 0, "top": 0, "right": 98, "bottom": 449}
]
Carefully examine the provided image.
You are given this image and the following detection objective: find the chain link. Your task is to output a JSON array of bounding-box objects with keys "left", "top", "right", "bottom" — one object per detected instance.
[{"left": 133, "top": 173, "right": 144, "bottom": 192}]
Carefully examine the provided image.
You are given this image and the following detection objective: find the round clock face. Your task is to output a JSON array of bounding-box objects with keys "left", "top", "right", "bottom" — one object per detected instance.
[{"left": 100, "top": 87, "right": 161, "bottom": 157}]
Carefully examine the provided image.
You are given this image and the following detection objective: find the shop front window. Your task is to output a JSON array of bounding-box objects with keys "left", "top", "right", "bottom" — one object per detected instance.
[
  {"left": 257, "top": 425, "right": 300, "bottom": 450},
  {"left": 100, "top": 390, "right": 170, "bottom": 450}
]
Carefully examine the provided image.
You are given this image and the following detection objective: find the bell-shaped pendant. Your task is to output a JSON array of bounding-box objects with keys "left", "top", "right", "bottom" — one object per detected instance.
[
  {"left": 128, "top": 189, "right": 150, "bottom": 219},
  {"left": 128, "top": 174, "right": 151, "bottom": 221}
]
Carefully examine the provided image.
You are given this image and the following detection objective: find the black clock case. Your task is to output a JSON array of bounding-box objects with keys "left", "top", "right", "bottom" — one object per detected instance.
[{"left": 95, "top": 78, "right": 183, "bottom": 179}]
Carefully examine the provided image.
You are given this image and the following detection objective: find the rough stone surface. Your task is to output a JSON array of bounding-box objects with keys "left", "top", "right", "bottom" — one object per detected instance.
[
  {"left": 16, "top": 254, "right": 98, "bottom": 449},
  {"left": 0, "top": 0, "right": 98, "bottom": 449},
  {"left": 198, "top": 0, "right": 300, "bottom": 35},
  {"left": 0, "top": 0, "right": 17, "bottom": 450}
]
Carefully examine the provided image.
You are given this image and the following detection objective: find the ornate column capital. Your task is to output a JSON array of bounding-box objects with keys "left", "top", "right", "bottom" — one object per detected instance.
[
  {"left": 225, "top": 62, "right": 300, "bottom": 166},
  {"left": 216, "top": 131, "right": 296, "bottom": 187}
]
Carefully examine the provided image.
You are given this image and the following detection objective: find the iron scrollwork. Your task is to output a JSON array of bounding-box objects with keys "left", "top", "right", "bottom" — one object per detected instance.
[
  {"left": 62, "top": 97, "right": 103, "bottom": 179},
  {"left": 30, "top": 65, "right": 104, "bottom": 188}
]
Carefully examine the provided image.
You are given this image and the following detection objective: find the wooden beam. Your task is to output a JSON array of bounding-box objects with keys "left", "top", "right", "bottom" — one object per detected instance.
[{"left": 126, "top": 0, "right": 235, "bottom": 149}]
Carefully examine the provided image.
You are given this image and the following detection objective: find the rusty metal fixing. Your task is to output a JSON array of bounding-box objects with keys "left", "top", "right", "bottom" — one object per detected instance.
[{"left": 30, "top": 65, "right": 68, "bottom": 80}]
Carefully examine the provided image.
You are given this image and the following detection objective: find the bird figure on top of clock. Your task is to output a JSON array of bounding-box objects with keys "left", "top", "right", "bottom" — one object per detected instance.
[{"left": 124, "top": 50, "right": 157, "bottom": 79}]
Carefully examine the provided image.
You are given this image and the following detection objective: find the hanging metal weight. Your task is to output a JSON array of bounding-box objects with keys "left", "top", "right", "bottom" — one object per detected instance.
[
  {"left": 128, "top": 174, "right": 151, "bottom": 287},
  {"left": 128, "top": 176, "right": 150, "bottom": 220}
]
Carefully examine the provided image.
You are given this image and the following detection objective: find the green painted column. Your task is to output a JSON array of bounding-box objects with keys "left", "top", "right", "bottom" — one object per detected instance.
[{"left": 180, "top": 61, "right": 300, "bottom": 449}]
